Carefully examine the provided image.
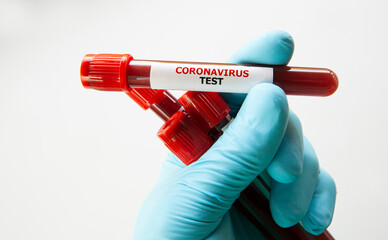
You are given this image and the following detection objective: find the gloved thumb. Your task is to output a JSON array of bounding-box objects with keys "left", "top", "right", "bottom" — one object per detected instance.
[{"left": 182, "top": 82, "right": 289, "bottom": 213}]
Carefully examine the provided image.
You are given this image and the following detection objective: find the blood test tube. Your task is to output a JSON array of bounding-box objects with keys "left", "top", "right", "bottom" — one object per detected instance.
[{"left": 80, "top": 54, "right": 338, "bottom": 96}]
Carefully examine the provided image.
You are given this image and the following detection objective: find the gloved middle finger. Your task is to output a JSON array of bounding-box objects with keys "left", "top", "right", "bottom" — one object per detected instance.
[{"left": 267, "top": 111, "right": 304, "bottom": 184}]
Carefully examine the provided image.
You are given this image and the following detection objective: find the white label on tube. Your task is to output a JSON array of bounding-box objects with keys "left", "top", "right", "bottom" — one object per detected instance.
[{"left": 149, "top": 62, "right": 273, "bottom": 93}]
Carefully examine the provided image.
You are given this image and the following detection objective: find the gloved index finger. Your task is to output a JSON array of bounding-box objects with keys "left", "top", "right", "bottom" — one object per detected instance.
[
  {"left": 228, "top": 30, "right": 294, "bottom": 65},
  {"left": 221, "top": 30, "right": 295, "bottom": 116}
]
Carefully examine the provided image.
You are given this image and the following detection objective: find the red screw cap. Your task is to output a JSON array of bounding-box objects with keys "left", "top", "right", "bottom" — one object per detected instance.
[
  {"left": 125, "top": 89, "right": 166, "bottom": 110},
  {"left": 157, "top": 111, "right": 213, "bottom": 165},
  {"left": 80, "top": 54, "right": 133, "bottom": 91},
  {"left": 179, "top": 92, "right": 230, "bottom": 132}
]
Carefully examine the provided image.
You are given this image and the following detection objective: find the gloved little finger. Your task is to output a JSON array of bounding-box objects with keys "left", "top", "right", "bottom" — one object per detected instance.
[{"left": 301, "top": 169, "right": 336, "bottom": 235}]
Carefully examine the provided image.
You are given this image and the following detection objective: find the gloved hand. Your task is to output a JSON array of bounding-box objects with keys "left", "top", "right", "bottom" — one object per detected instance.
[{"left": 133, "top": 30, "right": 336, "bottom": 239}]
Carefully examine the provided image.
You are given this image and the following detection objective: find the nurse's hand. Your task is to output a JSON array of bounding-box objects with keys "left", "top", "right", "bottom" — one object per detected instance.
[{"left": 133, "top": 30, "right": 336, "bottom": 239}]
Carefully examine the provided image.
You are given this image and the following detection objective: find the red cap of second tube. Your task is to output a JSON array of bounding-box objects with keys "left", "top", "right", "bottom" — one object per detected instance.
[
  {"left": 158, "top": 92, "right": 231, "bottom": 165},
  {"left": 125, "top": 88, "right": 166, "bottom": 110},
  {"left": 158, "top": 111, "right": 213, "bottom": 165},
  {"left": 179, "top": 91, "right": 230, "bottom": 132}
]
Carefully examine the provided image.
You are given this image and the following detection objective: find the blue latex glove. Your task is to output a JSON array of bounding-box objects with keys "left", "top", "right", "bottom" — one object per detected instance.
[{"left": 133, "top": 30, "right": 336, "bottom": 239}]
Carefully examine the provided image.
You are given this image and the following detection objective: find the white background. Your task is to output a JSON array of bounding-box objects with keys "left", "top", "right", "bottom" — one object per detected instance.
[{"left": 1, "top": 0, "right": 387, "bottom": 239}]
